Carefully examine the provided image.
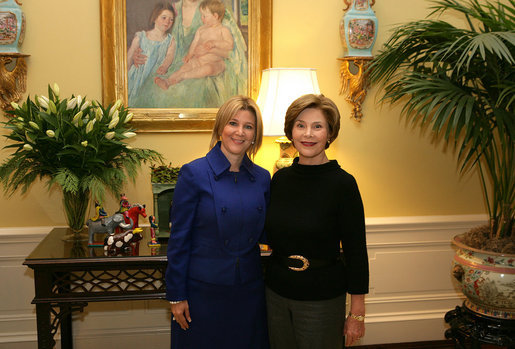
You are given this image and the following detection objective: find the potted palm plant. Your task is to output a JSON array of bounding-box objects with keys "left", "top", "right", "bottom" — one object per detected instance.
[
  {"left": 0, "top": 84, "right": 162, "bottom": 236},
  {"left": 368, "top": 0, "right": 514, "bottom": 318}
]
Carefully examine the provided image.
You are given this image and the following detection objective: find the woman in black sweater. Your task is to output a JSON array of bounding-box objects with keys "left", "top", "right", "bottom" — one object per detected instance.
[{"left": 265, "top": 94, "right": 369, "bottom": 348}]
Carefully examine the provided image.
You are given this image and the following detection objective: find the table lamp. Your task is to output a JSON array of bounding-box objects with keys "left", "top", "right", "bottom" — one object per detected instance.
[{"left": 256, "top": 68, "right": 320, "bottom": 172}]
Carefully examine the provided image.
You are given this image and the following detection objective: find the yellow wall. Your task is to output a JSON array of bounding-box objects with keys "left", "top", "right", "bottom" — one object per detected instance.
[{"left": 0, "top": 0, "right": 485, "bottom": 227}]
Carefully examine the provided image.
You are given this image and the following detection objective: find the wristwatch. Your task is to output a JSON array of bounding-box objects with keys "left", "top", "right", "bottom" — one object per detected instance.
[{"left": 348, "top": 312, "right": 365, "bottom": 321}]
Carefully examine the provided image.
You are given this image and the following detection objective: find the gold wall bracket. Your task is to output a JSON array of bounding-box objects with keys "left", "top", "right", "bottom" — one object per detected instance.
[
  {"left": 0, "top": 53, "right": 29, "bottom": 112},
  {"left": 338, "top": 56, "right": 372, "bottom": 122}
]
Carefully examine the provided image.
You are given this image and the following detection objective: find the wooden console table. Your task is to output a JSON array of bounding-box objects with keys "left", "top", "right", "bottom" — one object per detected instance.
[{"left": 24, "top": 227, "right": 168, "bottom": 349}]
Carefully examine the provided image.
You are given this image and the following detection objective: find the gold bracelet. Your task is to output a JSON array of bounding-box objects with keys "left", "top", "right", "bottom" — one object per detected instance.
[{"left": 348, "top": 312, "right": 365, "bottom": 321}]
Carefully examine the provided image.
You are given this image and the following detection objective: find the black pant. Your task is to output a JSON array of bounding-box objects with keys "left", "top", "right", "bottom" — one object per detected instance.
[{"left": 266, "top": 287, "right": 346, "bottom": 349}]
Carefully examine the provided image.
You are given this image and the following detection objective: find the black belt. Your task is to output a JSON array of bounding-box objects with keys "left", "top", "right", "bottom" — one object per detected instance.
[{"left": 272, "top": 254, "right": 339, "bottom": 272}]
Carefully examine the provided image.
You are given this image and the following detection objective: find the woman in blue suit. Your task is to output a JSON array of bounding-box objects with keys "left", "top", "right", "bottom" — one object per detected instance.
[{"left": 165, "top": 95, "right": 270, "bottom": 348}]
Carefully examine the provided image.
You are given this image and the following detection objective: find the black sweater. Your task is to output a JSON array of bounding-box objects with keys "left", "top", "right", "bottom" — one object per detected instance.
[{"left": 264, "top": 158, "right": 369, "bottom": 300}]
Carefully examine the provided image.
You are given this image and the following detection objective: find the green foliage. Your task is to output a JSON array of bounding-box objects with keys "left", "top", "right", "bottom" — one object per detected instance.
[
  {"left": 0, "top": 84, "right": 163, "bottom": 203},
  {"left": 368, "top": 0, "right": 514, "bottom": 240},
  {"left": 150, "top": 163, "right": 180, "bottom": 184}
]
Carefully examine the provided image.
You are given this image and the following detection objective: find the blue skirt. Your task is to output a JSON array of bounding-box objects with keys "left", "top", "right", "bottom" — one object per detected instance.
[{"left": 171, "top": 277, "right": 269, "bottom": 349}]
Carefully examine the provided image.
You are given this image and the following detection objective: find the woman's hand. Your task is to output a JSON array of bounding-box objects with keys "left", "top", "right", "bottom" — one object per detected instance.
[
  {"left": 132, "top": 47, "right": 147, "bottom": 67},
  {"left": 203, "top": 41, "right": 216, "bottom": 51},
  {"left": 171, "top": 300, "right": 191, "bottom": 330},
  {"left": 344, "top": 294, "right": 366, "bottom": 346},
  {"left": 344, "top": 314, "right": 365, "bottom": 346}
]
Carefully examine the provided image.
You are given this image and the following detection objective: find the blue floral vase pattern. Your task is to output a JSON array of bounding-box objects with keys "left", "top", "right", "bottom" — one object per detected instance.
[
  {"left": 0, "top": 0, "right": 25, "bottom": 53},
  {"left": 452, "top": 234, "right": 515, "bottom": 319},
  {"left": 340, "top": 0, "right": 378, "bottom": 57}
]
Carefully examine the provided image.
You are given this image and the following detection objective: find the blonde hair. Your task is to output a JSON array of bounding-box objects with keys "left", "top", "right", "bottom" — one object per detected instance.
[
  {"left": 200, "top": 0, "right": 225, "bottom": 19},
  {"left": 284, "top": 94, "right": 341, "bottom": 149},
  {"left": 210, "top": 96, "right": 263, "bottom": 158}
]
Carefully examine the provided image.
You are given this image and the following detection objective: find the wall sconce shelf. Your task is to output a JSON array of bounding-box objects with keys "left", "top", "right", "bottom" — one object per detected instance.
[
  {"left": 0, "top": 52, "right": 29, "bottom": 111},
  {"left": 338, "top": 56, "right": 372, "bottom": 122}
]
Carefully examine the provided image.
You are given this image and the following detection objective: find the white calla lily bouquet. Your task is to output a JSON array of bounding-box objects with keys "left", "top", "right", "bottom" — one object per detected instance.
[{"left": 0, "top": 84, "right": 162, "bottom": 231}]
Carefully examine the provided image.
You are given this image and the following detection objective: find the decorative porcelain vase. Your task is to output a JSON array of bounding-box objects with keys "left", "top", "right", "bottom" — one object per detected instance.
[
  {"left": 340, "top": 0, "right": 378, "bottom": 57},
  {"left": 0, "top": 0, "right": 25, "bottom": 53},
  {"left": 452, "top": 234, "right": 515, "bottom": 319},
  {"left": 62, "top": 189, "right": 90, "bottom": 234}
]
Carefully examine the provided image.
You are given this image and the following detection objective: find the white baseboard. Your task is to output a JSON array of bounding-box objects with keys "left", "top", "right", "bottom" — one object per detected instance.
[{"left": 0, "top": 215, "right": 486, "bottom": 346}]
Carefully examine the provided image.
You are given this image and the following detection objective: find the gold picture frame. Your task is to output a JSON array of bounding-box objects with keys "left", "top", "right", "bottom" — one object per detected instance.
[{"left": 100, "top": 0, "right": 272, "bottom": 133}]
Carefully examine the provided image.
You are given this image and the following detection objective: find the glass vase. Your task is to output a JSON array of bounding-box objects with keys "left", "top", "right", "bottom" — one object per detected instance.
[{"left": 62, "top": 189, "right": 90, "bottom": 237}]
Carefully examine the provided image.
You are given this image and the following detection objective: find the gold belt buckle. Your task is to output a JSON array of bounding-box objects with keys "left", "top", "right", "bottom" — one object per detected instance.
[{"left": 288, "top": 255, "right": 310, "bottom": 271}]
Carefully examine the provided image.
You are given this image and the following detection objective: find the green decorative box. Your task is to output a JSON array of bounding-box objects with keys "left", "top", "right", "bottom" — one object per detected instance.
[
  {"left": 151, "top": 183, "right": 175, "bottom": 238},
  {"left": 150, "top": 164, "right": 180, "bottom": 239}
]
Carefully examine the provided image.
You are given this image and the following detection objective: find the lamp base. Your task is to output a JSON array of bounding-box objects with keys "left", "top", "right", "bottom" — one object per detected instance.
[{"left": 274, "top": 136, "right": 297, "bottom": 173}]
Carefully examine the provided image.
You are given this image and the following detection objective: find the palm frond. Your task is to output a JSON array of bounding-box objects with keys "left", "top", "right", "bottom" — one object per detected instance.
[
  {"left": 369, "top": 0, "right": 515, "bottom": 238},
  {"left": 497, "top": 81, "right": 515, "bottom": 108}
]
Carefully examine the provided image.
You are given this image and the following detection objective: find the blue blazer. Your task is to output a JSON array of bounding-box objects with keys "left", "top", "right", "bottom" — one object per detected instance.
[{"left": 165, "top": 143, "right": 270, "bottom": 301}]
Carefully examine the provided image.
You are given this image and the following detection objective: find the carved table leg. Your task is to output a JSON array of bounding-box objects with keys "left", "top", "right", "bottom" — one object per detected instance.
[
  {"left": 34, "top": 302, "right": 87, "bottom": 349},
  {"left": 35, "top": 303, "right": 56, "bottom": 349},
  {"left": 53, "top": 302, "right": 87, "bottom": 349},
  {"left": 59, "top": 304, "right": 73, "bottom": 349}
]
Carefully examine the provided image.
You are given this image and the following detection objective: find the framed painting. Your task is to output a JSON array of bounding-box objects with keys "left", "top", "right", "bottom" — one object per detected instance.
[{"left": 100, "top": 0, "right": 272, "bottom": 132}]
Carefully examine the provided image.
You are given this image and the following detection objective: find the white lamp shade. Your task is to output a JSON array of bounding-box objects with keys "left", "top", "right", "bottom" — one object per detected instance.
[{"left": 256, "top": 68, "right": 320, "bottom": 136}]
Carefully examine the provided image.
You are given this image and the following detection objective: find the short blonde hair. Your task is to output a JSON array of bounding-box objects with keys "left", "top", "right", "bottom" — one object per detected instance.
[
  {"left": 284, "top": 94, "right": 341, "bottom": 148},
  {"left": 200, "top": 0, "right": 225, "bottom": 19},
  {"left": 210, "top": 96, "right": 263, "bottom": 158}
]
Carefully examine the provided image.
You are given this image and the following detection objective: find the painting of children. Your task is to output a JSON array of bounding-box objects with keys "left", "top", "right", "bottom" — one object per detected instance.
[
  {"left": 126, "top": 0, "right": 248, "bottom": 109},
  {"left": 154, "top": 0, "right": 234, "bottom": 89},
  {"left": 127, "top": 2, "right": 177, "bottom": 104}
]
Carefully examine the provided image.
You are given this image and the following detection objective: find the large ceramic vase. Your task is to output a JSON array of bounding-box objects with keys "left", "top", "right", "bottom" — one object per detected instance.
[
  {"left": 0, "top": 0, "right": 25, "bottom": 53},
  {"left": 340, "top": 0, "right": 378, "bottom": 57},
  {"left": 452, "top": 234, "right": 515, "bottom": 319}
]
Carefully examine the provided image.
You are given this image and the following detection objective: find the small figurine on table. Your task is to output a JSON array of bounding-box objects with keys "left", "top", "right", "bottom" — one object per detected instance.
[
  {"left": 91, "top": 201, "right": 108, "bottom": 222},
  {"left": 125, "top": 203, "right": 147, "bottom": 229},
  {"left": 118, "top": 193, "right": 130, "bottom": 213},
  {"left": 104, "top": 227, "right": 143, "bottom": 255},
  {"left": 148, "top": 215, "right": 160, "bottom": 247}
]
